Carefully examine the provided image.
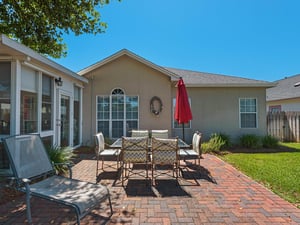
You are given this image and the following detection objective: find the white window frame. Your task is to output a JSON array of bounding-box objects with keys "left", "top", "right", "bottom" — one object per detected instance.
[
  {"left": 96, "top": 88, "right": 139, "bottom": 139},
  {"left": 239, "top": 97, "right": 258, "bottom": 128}
]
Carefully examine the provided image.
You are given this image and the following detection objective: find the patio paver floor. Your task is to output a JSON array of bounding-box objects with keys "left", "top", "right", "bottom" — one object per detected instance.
[{"left": 1, "top": 153, "right": 300, "bottom": 224}]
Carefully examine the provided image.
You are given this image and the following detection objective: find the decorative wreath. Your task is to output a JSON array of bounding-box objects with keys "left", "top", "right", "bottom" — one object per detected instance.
[{"left": 150, "top": 96, "right": 163, "bottom": 116}]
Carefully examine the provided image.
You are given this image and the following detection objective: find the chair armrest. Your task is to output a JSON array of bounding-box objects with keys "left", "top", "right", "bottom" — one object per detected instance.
[{"left": 53, "top": 163, "right": 73, "bottom": 179}]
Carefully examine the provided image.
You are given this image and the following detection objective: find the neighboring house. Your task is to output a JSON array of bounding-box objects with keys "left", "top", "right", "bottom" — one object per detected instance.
[
  {"left": 0, "top": 34, "right": 88, "bottom": 175},
  {"left": 266, "top": 74, "right": 300, "bottom": 112},
  {"left": 79, "top": 49, "right": 275, "bottom": 146}
]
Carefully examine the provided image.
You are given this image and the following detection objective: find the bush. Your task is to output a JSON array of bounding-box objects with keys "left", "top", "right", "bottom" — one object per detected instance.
[
  {"left": 201, "top": 133, "right": 230, "bottom": 153},
  {"left": 262, "top": 135, "right": 279, "bottom": 148},
  {"left": 239, "top": 134, "right": 261, "bottom": 148},
  {"left": 46, "top": 145, "right": 74, "bottom": 175}
]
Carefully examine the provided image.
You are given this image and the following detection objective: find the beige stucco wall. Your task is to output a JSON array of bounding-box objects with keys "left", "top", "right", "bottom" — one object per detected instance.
[
  {"left": 82, "top": 55, "right": 174, "bottom": 146},
  {"left": 82, "top": 55, "right": 268, "bottom": 146},
  {"left": 172, "top": 86, "right": 268, "bottom": 143}
]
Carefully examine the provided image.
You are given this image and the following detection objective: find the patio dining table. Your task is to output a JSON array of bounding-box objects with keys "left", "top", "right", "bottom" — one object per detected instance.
[{"left": 110, "top": 137, "right": 190, "bottom": 149}]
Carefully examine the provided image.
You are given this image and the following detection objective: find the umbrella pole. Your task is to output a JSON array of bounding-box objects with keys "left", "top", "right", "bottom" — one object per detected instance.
[{"left": 182, "top": 123, "right": 185, "bottom": 142}]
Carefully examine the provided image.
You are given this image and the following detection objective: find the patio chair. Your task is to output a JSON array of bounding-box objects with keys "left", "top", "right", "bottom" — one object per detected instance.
[
  {"left": 121, "top": 136, "right": 149, "bottom": 186},
  {"left": 151, "top": 129, "right": 169, "bottom": 139},
  {"left": 131, "top": 129, "right": 149, "bottom": 137},
  {"left": 3, "top": 134, "right": 113, "bottom": 225},
  {"left": 151, "top": 137, "right": 179, "bottom": 185},
  {"left": 95, "top": 132, "right": 121, "bottom": 178},
  {"left": 179, "top": 132, "right": 202, "bottom": 166}
]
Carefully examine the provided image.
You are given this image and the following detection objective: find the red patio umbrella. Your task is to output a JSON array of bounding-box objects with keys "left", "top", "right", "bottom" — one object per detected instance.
[{"left": 174, "top": 77, "right": 193, "bottom": 141}]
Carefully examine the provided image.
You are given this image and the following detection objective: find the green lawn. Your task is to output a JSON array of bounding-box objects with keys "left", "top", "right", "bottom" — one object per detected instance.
[{"left": 220, "top": 142, "right": 300, "bottom": 208}]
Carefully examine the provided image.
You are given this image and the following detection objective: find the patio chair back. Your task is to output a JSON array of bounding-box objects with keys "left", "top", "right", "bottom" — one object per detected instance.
[
  {"left": 151, "top": 137, "right": 179, "bottom": 184},
  {"left": 131, "top": 129, "right": 149, "bottom": 137},
  {"left": 95, "top": 132, "right": 105, "bottom": 154},
  {"left": 195, "top": 133, "right": 202, "bottom": 154},
  {"left": 151, "top": 137, "right": 178, "bottom": 164},
  {"left": 121, "top": 136, "right": 149, "bottom": 185},
  {"left": 151, "top": 129, "right": 169, "bottom": 139},
  {"left": 122, "top": 136, "right": 149, "bottom": 163},
  {"left": 4, "top": 134, "right": 54, "bottom": 181}
]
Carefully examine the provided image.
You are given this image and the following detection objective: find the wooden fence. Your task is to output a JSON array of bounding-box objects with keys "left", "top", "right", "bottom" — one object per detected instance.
[{"left": 267, "top": 111, "right": 300, "bottom": 142}]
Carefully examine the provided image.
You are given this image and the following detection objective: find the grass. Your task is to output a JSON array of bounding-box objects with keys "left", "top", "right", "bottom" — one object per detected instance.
[{"left": 220, "top": 142, "right": 300, "bottom": 208}]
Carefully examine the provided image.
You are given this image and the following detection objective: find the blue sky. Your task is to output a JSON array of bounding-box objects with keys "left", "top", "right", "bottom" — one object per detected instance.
[{"left": 53, "top": 0, "right": 300, "bottom": 82}]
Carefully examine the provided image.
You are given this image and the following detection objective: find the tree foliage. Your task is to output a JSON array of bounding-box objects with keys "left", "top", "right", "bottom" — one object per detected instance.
[{"left": 0, "top": 0, "right": 114, "bottom": 58}]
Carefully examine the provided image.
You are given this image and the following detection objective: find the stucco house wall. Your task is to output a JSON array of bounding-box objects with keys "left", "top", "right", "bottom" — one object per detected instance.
[
  {"left": 80, "top": 49, "right": 274, "bottom": 146},
  {"left": 178, "top": 87, "right": 268, "bottom": 142},
  {"left": 82, "top": 55, "right": 175, "bottom": 146}
]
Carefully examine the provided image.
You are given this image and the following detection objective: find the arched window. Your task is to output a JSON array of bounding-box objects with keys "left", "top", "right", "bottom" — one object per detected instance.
[
  {"left": 111, "top": 88, "right": 124, "bottom": 95},
  {"left": 97, "top": 88, "right": 139, "bottom": 138}
]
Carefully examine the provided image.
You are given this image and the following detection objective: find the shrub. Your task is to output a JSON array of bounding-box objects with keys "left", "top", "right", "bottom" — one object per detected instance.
[
  {"left": 262, "top": 135, "right": 279, "bottom": 148},
  {"left": 201, "top": 133, "right": 230, "bottom": 153},
  {"left": 201, "top": 142, "right": 212, "bottom": 153},
  {"left": 46, "top": 145, "right": 74, "bottom": 175},
  {"left": 239, "top": 134, "right": 261, "bottom": 148}
]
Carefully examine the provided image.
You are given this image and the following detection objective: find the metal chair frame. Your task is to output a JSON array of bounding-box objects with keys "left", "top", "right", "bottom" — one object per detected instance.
[
  {"left": 151, "top": 137, "right": 179, "bottom": 185},
  {"left": 95, "top": 132, "right": 121, "bottom": 179},
  {"left": 121, "top": 136, "right": 149, "bottom": 186},
  {"left": 3, "top": 134, "right": 113, "bottom": 225}
]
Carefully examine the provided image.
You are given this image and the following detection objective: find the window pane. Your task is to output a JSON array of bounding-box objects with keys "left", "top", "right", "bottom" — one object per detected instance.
[
  {"left": 240, "top": 98, "right": 257, "bottom": 128},
  {"left": 0, "top": 62, "right": 11, "bottom": 135},
  {"left": 21, "top": 91, "right": 38, "bottom": 134},
  {"left": 97, "top": 121, "right": 109, "bottom": 137},
  {"left": 112, "top": 96, "right": 124, "bottom": 119},
  {"left": 241, "top": 113, "right": 257, "bottom": 128},
  {"left": 126, "top": 121, "right": 138, "bottom": 136},
  {"left": 21, "top": 66, "right": 38, "bottom": 92},
  {"left": 112, "top": 121, "right": 123, "bottom": 138},
  {"left": 73, "top": 86, "right": 80, "bottom": 146},
  {"left": 42, "top": 75, "right": 53, "bottom": 131}
]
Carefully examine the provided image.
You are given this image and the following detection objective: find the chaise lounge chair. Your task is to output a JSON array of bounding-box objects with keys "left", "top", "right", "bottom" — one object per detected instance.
[{"left": 3, "top": 134, "right": 113, "bottom": 225}]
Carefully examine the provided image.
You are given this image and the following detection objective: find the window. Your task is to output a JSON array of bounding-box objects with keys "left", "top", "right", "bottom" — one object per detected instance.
[
  {"left": 0, "top": 62, "right": 11, "bottom": 135},
  {"left": 269, "top": 105, "right": 281, "bottom": 113},
  {"left": 21, "top": 91, "right": 38, "bottom": 133},
  {"left": 240, "top": 98, "right": 257, "bottom": 128},
  {"left": 0, "top": 62, "right": 11, "bottom": 171},
  {"left": 73, "top": 86, "right": 81, "bottom": 146},
  {"left": 97, "top": 88, "right": 138, "bottom": 139},
  {"left": 20, "top": 66, "right": 38, "bottom": 134},
  {"left": 41, "top": 74, "right": 53, "bottom": 131},
  {"left": 172, "top": 98, "right": 191, "bottom": 128}
]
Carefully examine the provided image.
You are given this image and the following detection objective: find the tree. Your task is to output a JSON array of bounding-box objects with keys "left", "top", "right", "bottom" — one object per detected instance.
[{"left": 0, "top": 0, "right": 116, "bottom": 58}]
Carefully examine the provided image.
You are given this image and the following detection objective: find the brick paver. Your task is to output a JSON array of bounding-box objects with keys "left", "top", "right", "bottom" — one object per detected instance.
[{"left": 1, "top": 153, "right": 300, "bottom": 224}]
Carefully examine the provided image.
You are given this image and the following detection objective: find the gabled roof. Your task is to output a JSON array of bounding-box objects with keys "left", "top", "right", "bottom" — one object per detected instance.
[
  {"left": 0, "top": 34, "right": 87, "bottom": 83},
  {"left": 78, "top": 48, "right": 275, "bottom": 88},
  {"left": 78, "top": 49, "right": 180, "bottom": 80},
  {"left": 165, "top": 67, "right": 275, "bottom": 88},
  {"left": 267, "top": 74, "right": 300, "bottom": 101}
]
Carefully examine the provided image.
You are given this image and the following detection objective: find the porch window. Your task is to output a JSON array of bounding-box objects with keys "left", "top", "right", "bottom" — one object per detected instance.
[
  {"left": 0, "top": 62, "right": 11, "bottom": 171},
  {"left": 239, "top": 98, "right": 257, "bottom": 128},
  {"left": 20, "top": 66, "right": 38, "bottom": 134},
  {"left": 41, "top": 74, "right": 53, "bottom": 131},
  {"left": 0, "top": 62, "right": 11, "bottom": 135},
  {"left": 73, "top": 86, "right": 81, "bottom": 146},
  {"left": 97, "top": 88, "right": 138, "bottom": 139}
]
